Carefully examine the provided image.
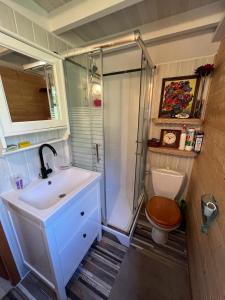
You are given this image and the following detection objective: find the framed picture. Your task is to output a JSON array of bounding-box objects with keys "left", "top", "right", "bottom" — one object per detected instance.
[
  {"left": 160, "top": 129, "right": 181, "bottom": 148},
  {"left": 158, "top": 75, "right": 200, "bottom": 118}
]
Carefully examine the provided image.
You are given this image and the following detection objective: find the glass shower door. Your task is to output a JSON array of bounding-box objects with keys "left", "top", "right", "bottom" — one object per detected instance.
[
  {"left": 64, "top": 52, "right": 106, "bottom": 222},
  {"left": 133, "top": 55, "right": 152, "bottom": 213}
]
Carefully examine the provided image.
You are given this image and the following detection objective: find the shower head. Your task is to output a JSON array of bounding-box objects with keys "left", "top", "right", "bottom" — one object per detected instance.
[{"left": 91, "top": 64, "right": 98, "bottom": 74}]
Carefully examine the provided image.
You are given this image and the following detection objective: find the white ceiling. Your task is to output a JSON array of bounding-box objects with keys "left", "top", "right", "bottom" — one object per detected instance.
[
  {"left": 10, "top": 0, "right": 224, "bottom": 46},
  {"left": 33, "top": 0, "right": 72, "bottom": 12},
  {"left": 61, "top": 0, "right": 219, "bottom": 43}
]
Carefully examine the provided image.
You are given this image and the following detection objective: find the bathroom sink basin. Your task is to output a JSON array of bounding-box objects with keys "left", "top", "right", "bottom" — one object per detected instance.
[
  {"left": 19, "top": 167, "right": 93, "bottom": 210},
  {"left": 1, "top": 167, "right": 101, "bottom": 221}
]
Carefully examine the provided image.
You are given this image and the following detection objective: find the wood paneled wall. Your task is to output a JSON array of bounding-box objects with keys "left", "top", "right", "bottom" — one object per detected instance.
[
  {"left": 147, "top": 56, "right": 214, "bottom": 199},
  {"left": 187, "top": 41, "right": 225, "bottom": 299},
  {"left": 0, "top": 66, "right": 51, "bottom": 122}
]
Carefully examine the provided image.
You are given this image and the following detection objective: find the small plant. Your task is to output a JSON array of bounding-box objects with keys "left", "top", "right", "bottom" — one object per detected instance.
[
  {"left": 193, "top": 64, "right": 215, "bottom": 118},
  {"left": 195, "top": 64, "right": 215, "bottom": 77}
]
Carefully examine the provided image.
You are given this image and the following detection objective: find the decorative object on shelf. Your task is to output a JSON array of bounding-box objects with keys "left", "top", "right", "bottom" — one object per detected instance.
[
  {"left": 148, "top": 138, "right": 160, "bottom": 147},
  {"left": 201, "top": 194, "right": 218, "bottom": 234},
  {"left": 178, "top": 125, "right": 187, "bottom": 151},
  {"left": 193, "top": 131, "right": 204, "bottom": 153},
  {"left": 160, "top": 129, "right": 181, "bottom": 148},
  {"left": 194, "top": 64, "right": 215, "bottom": 118},
  {"left": 185, "top": 128, "right": 195, "bottom": 151},
  {"left": 159, "top": 75, "right": 200, "bottom": 118},
  {"left": 6, "top": 144, "right": 18, "bottom": 151},
  {"left": 94, "top": 98, "right": 102, "bottom": 107},
  {"left": 18, "top": 141, "right": 31, "bottom": 148}
]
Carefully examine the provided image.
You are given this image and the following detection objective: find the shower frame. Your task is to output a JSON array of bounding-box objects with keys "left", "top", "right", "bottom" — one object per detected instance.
[{"left": 63, "top": 31, "right": 155, "bottom": 244}]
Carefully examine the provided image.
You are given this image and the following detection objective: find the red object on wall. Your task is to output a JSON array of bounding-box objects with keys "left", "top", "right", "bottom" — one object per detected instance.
[{"left": 94, "top": 99, "right": 101, "bottom": 107}]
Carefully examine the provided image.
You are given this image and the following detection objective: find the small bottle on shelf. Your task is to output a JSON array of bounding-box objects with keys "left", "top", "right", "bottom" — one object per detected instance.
[
  {"left": 179, "top": 125, "right": 187, "bottom": 151},
  {"left": 185, "top": 128, "right": 195, "bottom": 151},
  {"left": 193, "top": 131, "right": 204, "bottom": 153}
]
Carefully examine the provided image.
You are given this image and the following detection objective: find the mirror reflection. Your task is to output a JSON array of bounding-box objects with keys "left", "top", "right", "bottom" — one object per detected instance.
[{"left": 0, "top": 45, "right": 59, "bottom": 122}]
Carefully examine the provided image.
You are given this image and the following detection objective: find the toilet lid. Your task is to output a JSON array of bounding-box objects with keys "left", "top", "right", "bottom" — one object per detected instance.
[{"left": 146, "top": 196, "right": 181, "bottom": 228}]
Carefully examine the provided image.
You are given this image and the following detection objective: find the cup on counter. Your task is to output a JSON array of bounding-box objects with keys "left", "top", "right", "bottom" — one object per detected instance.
[
  {"left": 10, "top": 175, "right": 24, "bottom": 190},
  {"left": 10, "top": 175, "right": 29, "bottom": 190}
]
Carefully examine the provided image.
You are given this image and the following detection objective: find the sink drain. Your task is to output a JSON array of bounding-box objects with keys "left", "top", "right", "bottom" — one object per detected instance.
[{"left": 59, "top": 193, "right": 66, "bottom": 198}]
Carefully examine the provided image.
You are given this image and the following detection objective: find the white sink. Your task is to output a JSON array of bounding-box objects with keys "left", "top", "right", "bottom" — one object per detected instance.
[
  {"left": 20, "top": 167, "right": 93, "bottom": 210},
  {"left": 1, "top": 167, "right": 101, "bottom": 221},
  {"left": 1, "top": 166, "right": 102, "bottom": 300}
]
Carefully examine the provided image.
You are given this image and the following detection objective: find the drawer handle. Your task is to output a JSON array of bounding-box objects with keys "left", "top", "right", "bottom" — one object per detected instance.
[
  {"left": 80, "top": 211, "right": 85, "bottom": 216},
  {"left": 83, "top": 233, "right": 87, "bottom": 238}
]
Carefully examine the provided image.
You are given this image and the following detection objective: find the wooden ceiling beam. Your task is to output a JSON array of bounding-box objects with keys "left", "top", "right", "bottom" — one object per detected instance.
[
  {"left": 49, "top": 0, "right": 144, "bottom": 34},
  {"left": 75, "top": 2, "right": 224, "bottom": 49}
]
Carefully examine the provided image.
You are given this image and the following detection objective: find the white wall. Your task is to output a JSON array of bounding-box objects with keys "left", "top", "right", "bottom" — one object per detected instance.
[
  {"left": 0, "top": 1, "right": 220, "bottom": 277},
  {"left": 102, "top": 30, "right": 218, "bottom": 202},
  {"left": 147, "top": 55, "right": 215, "bottom": 200},
  {"left": 0, "top": 1, "right": 73, "bottom": 54},
  {"left": 0, "top": 0, "right": 71, "bottom": 278},
  {"left": 102, "top": 29, "right": 219, "bottom": 73}
]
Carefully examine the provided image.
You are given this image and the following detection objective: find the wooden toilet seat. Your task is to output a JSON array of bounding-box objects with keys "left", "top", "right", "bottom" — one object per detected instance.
[{"left": 146, "top": 196, "right": 181, "bottom": 229}]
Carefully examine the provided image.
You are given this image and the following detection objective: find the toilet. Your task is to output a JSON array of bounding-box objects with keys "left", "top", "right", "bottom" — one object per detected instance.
[{"left": 145, "top": 168, "right": 185, "bottom": 244}]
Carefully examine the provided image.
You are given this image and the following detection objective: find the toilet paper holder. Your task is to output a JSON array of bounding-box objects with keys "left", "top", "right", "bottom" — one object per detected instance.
[{"left": 201, "top": 194, "right": 218, "bottom": 234}]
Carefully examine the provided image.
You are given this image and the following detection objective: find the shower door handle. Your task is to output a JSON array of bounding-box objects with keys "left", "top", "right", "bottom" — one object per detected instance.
[
  {"left": 95, "top": 143, "right": 100, "bottom": 163},
  {"left": 136, "top": 140, "right": 144, "bottom": 156}
]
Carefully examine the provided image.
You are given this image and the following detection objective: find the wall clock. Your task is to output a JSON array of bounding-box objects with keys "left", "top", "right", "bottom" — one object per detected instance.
[{"left": 160, "top": 129, "right": 181, "bottom": 148}]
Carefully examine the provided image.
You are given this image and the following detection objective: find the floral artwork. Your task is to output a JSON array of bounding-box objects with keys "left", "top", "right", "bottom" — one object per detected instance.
[{"left": 159, "top": 75, "right": 200, "bottom": 118}]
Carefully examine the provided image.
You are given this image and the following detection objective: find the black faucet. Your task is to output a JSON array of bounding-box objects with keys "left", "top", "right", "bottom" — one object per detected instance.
[{"left": 39, "top": 144, "right": 57, "bottom": 179}]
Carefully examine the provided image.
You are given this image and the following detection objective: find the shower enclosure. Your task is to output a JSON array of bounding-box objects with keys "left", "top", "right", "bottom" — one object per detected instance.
[{"left": 63, "top": 32, "right": 154, "bottom": 239}]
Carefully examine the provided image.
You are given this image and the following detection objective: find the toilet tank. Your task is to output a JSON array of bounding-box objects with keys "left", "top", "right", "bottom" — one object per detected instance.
[{"left": 151, "top": 168, "right": 185, "bottom": 199}]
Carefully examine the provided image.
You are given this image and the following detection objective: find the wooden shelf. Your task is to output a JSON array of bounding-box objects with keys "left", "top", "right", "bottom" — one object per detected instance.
[
  {"left": 152, "top": 118, "right": 203, "bottom": 126},
  {"left": 149, "top": 146, "right": 197, "bottom": 158},
  {"left": 0, "top": 137, "right": 68, "bottom": 156}
]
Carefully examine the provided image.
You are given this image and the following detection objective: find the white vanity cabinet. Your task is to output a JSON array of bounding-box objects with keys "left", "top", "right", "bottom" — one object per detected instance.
[{"left": 5, "top": 174, "right": 102, "bottom": 300}]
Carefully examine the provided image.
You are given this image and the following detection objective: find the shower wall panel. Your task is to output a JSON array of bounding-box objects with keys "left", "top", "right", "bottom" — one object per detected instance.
[{"left": 103, "top": 71, "right": 140, "bottom": 222}]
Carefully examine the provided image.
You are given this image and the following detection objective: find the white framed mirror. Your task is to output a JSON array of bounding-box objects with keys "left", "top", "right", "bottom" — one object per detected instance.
[{"left": 0, "top": 32, "right": 68, "bottom": 138}]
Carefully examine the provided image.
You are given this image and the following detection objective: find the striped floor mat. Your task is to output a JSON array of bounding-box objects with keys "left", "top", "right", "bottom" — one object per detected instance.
[
  {"left": 66, "top": 232, "right": 127, "bottom": 300},
  {"left": 2, "top": 232, "right": 127, "bottom": 300},
  {"left": 3, "top": 207, "right": 187, "bottom": 300},
  {"left": 131, "top": 206, "right": 188, "bottom": 267},
  {"left": 2, "top": 272, "right": 57, "bottom": 300}
]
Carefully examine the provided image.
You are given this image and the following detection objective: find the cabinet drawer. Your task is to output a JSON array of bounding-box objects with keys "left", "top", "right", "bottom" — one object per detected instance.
[
  {"left": 53, "top": 184, "right": 99, "bottom": 251},
  {"left": 59, "top": 209, "right": 100, "bottom": 284}
]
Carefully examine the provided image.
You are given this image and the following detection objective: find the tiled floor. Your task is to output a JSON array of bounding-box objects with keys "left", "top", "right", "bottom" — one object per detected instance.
[{"left": 3, "top": 205, "right": 191, "bottom": 300}]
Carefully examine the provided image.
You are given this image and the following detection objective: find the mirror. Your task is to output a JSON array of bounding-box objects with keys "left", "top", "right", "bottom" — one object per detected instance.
[{"left": 0, "top": 46, "right": 59, "bottom": 122}]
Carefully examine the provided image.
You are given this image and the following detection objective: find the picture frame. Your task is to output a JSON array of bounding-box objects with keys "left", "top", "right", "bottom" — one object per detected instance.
[
  {"left": 160, "top": 129, "right": 181, "bottom": 148},
  {"left": 158, "top": 75, "right": 200, "bottom": 118}
]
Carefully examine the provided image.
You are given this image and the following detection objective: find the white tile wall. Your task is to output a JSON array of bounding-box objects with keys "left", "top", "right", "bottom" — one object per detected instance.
[
  {"left": 48, "top": 32, "right": 58, "bottom": 53},
  {"left": 33, "top": 23, "right": 49, "bottom": 49},
  {"left": 147, "top": 55, "right": 215, "bottom": 200},
  {"left": 0, "top": 132, "right": 69, "bottom": 194},
  {"left": 0, "top": 1, "right": 74, "bottom": 193},
  {"left": 0, "top": 1, "right": 73, "bottom": 278},
  {"left": 0, "top": 0, "right": 74, "bottom": 54},
  {"left": 0, "top": 129, "right": 69, "bottom": 194},
  {"left": 14, "top": 11, "right": 34, "bottom": 42},
  {"left": 0, "top": 2, "right": 17, "bottom": 33}
]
